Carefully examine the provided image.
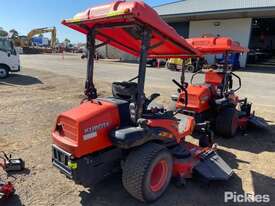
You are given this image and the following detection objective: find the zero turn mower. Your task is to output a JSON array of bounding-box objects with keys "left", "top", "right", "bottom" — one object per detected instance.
[
  {"left": 52, "top": 1, "right": 232, "bottom": 202},
  {"left": 172, "top": 37, "right": 268, "bottom": 138}
]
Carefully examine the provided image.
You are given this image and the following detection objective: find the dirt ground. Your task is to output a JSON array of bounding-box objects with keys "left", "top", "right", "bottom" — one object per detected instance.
[{"left": 0, "top": 67, "right": 275, "bottom": 206}]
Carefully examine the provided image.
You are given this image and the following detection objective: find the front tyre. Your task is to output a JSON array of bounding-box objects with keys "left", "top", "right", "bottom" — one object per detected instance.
[
  {"left": 122, "top": 143, "right": 173, "bottom": 202},
  {"left": 0, "top": 67, "right": 9, "bottom": 79}
]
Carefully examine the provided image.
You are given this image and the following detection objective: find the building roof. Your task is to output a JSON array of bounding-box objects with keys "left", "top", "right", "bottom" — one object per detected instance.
[{"left": 155, "top": 0, "right": 275, "bottom": 21}]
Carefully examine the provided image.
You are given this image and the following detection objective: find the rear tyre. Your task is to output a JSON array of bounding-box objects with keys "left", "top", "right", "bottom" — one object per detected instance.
[
  {"left": 122, "top": 143, "right": 173, "bottom": 203},
  {"left": 0, "top": 66, "right": 9, "bottom": 79},
  {"left": 215, "top": 108, "right": 239, "bottom": 138}
]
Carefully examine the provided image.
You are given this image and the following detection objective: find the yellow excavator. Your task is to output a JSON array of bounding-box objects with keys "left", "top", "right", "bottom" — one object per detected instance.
[{"left": 14, "top": 27, "right": 56, "bottom": 48}]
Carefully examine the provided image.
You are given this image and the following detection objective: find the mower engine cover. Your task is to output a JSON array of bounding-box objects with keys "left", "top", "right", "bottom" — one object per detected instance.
[
  {"left": 52, "top": 99, "right": 123, "bottom": 158},
  {"left": 176, "top": 84, "right": 213, "bottom": 113}
]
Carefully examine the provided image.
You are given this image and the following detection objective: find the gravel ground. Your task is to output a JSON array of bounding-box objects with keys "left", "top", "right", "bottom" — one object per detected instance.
[{"left": 0, "top": 63, "right": 275, "bottom": 206}]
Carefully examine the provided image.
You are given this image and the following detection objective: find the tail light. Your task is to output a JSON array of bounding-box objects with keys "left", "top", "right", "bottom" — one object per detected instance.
[{"left": 56, "top": 117, "right": 78, "bottom": 141}]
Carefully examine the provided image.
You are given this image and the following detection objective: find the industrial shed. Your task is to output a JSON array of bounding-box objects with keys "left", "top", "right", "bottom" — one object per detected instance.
[{"left": 155, "top": 0, "right": 275, "bottom": 68}]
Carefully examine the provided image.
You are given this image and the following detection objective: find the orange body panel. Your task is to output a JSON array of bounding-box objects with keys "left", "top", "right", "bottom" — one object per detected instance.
[
  {"left": 52, "top": 100, "right": 120, "bottom": 158},
  {"left": 176, "top": 85, "right": 212, "bottom": 113},
  {"left": 173, "top": 142, "right": 211, "bottom": 178},
  {"left": 186, "top": 37, "right": 249, "bottom": 54},
  {"left": 205, "top": 70, "right": 224, "bottom": 86},
  {"left": 62, "top": 1, "right": 200, "bottom": 59},
  {"left": 147, "top": 116, "right": 195, "bottom": 143}
]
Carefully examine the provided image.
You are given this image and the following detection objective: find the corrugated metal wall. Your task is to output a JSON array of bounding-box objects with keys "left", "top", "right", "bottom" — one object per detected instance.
[
  {"left": 155, "top": 0, "right": 275, "bottom": 16},
  {"left": 189, "top": 18, "right": 252, "bottom": 67}
]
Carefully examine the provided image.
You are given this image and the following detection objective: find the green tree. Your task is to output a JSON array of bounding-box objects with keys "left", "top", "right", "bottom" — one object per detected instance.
[
  {"left": 64, "top": 38, "right": 71, "bottom": 48},
  {"left": 0, "top": 28, "right": 8, "bottom": 37}
]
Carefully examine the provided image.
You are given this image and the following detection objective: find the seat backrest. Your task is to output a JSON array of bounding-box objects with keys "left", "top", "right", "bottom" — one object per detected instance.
[{"left": 112, "top": 82, "right": 138, "bottom": 101}]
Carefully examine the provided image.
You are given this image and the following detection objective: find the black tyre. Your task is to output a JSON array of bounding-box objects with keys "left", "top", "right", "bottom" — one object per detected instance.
[
  {"left": 215, "top": 108, "right": 239, "bottom": 138},
  {"left": 122, "top": 143, "right": 173, "bottom": 202},
  {"left": 0, "top": 66, "right": 9, "bottom": 79},
  {"left": 167, "top": 63, "right": 176, "bottom": 71},
  {"left": 186, "top": 64, "right": 195, "bottom": 73}
]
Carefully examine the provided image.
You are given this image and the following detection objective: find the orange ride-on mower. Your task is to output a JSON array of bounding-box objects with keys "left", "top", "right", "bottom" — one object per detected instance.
[
  {"left": 51, "top": 1, "right": 233, "bottom": 202},
  {"left": 172, "top": 37, "right": 268, "bottom": 138}
]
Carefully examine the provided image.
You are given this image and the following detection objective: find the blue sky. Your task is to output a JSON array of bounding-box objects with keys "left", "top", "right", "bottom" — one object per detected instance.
[{"left": 0, "top": 0, "right": 173, "bottom": 43}]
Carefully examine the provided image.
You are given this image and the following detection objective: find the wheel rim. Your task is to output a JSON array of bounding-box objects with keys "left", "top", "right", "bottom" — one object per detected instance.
[
  {"left": 0, "top": 68, "right": 7, "bottom": 78},
  {"left": 150, "top": 160, "right": 168, "bottom": 192}
]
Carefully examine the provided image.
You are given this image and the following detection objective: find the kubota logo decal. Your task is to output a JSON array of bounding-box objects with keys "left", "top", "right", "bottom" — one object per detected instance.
[{"left": 83, "top": 122, "right": 110, "bottom": 141}]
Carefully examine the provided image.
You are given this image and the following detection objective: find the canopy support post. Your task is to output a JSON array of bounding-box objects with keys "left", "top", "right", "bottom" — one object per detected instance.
[
  {"left": 85, "top": 28, "right": 97, "bottom": 100},
  {"left": 136, "top": 28, "right": 151, "bottom": 120}
]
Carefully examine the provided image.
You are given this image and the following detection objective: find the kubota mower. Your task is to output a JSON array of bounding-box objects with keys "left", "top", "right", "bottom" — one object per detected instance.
[
  {"left": 52, "top": 1, "right": 232, "bottom": 202},
  {"left": 172, "top": 37, "right": 268, "bottom": 138}
]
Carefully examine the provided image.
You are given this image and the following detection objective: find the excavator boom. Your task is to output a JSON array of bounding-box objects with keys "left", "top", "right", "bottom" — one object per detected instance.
[{"left": 27, "top": 27, "right": 56, "bottom": 48}]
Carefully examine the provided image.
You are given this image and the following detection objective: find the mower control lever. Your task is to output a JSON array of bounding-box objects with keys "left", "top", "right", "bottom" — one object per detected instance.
[
  {"left": 172, "top": 79, "right": 188, "bottom": 107},
  {"left": 172, "top": 79, "right": 184, "bottom": 90},
  {"left": 128, "top": 76, "right": 138, "bottom": 82},
  {"left": 231, "top": 72, "right": 241, "bottom": 92}
]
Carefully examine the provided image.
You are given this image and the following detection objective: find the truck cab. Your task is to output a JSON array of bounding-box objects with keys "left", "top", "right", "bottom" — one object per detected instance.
[{"left": 0, "top": 37, "right": 20, "bottom": 79}]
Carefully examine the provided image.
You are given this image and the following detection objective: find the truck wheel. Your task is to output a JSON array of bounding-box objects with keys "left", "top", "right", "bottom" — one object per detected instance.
[
  {"left": 215, "top": 108, "right": 239, "bottom": 138},
  {"left": 0, "top": 66, "right": 9, "bottom": 79},
  {"left": 122, "top": 143, "right": 173, "bottom": 202},
  {"left": 186, "top": 64, "right": 195, "bottom": 73},
  {"left": 167, "top": 63, "right": 176, "bottom": 71}
]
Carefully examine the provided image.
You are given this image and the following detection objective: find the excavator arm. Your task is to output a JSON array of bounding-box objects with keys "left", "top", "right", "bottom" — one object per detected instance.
[{"left": 27, "top": 27, "right": 56, "bottom": 48}]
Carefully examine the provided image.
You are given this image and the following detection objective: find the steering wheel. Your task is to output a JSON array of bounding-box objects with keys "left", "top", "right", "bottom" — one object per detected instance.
[{"left": 172, "top": 79, "right": 188, "bottom": 107}]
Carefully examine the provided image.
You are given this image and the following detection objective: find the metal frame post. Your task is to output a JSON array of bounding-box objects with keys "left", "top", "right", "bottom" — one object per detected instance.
[
  {"left": 85, "top": 28, "right": 97, "bottom": 99},
  {"left": 136, "top": 28, "right": 151, "bottom": 119}
]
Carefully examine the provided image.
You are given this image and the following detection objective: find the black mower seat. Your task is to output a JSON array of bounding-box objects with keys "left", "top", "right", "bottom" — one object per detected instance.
[
  {"left": 110, "top": 127, "right": 146, "bottom": 149},
  {"left": 112, "top": 81, "right": 138, "bottom": 101}
]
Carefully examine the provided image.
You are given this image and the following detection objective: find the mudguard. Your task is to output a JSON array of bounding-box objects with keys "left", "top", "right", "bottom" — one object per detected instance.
[{"left": 193, "top": 150, "right": 233, "bottom": 182}]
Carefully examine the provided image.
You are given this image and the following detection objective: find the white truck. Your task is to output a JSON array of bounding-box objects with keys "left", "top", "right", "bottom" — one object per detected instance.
[{"left": 0, "top": 37, "right": 20, "bottom": 79}]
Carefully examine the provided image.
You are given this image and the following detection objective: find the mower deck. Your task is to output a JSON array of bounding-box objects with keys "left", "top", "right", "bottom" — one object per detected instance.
[{"left": 53, "top": 141, "right": 232, "bottom": 186}]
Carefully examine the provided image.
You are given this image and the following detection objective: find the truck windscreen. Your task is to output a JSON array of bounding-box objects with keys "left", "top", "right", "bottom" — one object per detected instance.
[{"left": 0, "top": 38, "right": 12, "bottom": 53}]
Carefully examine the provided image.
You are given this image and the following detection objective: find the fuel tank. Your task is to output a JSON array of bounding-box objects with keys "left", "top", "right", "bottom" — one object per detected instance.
[
  {"left": 176, "top": 85, "right": 212, "bottom": 113},
  {"left": 52, "top": 99, "right": 120, "bottom": 158}
]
